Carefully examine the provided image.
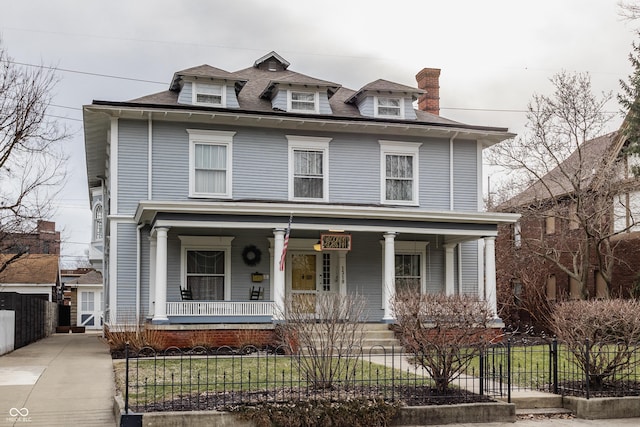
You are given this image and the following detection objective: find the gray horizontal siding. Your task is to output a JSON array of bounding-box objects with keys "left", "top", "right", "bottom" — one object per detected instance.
[
  {"left": 226, "top": 86, "right": 240, "bottom": 109},
  {"left": 118, "top": 120, "right": 149, "bottom": 215},
  {"left": 329, "top": 136, "right": 380, "bottom": 204},
  {"left": 425, "top": 237, "right": 445, "bottom": 294},
  {"left": 346, "top": 232, "right": 384, "bottom": 321},
  {"left": 116, "top": 222, "right": 137, "bottom": 318},
  {"left": 233, "top": 130, "right": 288, "bottom": 199},
  {"left": 356, "top": 97, "right": 374, "bottom": 117},
  {"left": 460, "top": 241, "right": 478, "bottom": 296},
  {"left": 420, "top": 138, "right": 450, "bottom": 210},
  {"left": 177, "top": 82, "right": 192, "bottom": 105},
  {"left": 403, "top": 99, "right": 417, "bottom": 120},
  {"left": 272, "top": 91, "right": 287, "bottom": 111},
  {"left": 145, "top": 121, "right": 477, "bottom": 213},
  {"left": 152, "top": 122, "right": 190, "bottom": 200},
  {"left": 453, "top": 140, "right": 478, "bottom": 211},
  {"left": 318, "top": 92, "right": 332, "bottom": 114}
]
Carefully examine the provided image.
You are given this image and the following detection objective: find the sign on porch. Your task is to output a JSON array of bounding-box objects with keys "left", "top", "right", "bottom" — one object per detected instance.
[{"left": 320, "top": 234, "right": 352, "bottom": 251}]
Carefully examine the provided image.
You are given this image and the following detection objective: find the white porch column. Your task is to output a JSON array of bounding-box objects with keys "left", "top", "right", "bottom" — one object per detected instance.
[
  {"left": 272, "top": 229, "right": 286, "bottom": 321},
  {"left": 444, "top": 243, "right": 456, "bottom": 295},
  {"left": 147, "top": 236, "right": 157, "bottom": 318},
  {"left": 382, "top": 232, "right": 397, "bottom": 322},
  {"left": 484, "top": 236, "right": 498, "bottom": 317},
  {"left": 152, "top": 227, "right": 169, "bottom": 324}
]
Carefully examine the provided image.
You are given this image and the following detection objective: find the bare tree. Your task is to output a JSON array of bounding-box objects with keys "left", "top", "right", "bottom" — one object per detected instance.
[
  {"left": 489, "top": 71, "right": 619, "bottom": 299},
  {"left": 276, "top": 292, "right": 367, "bottom": 390},
  {"left": 552, "top": 299, "right": 640, "bottom": 389},
  {"left": 0, "top": 40, "right": 67, "bottom": 273},
  {"left": 392, "top": 292, "right": 494, "bottom": 393}
]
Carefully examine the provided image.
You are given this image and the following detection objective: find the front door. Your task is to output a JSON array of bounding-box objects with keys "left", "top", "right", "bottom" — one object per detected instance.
[{"left": 291, "top": 253, "right": 319, "bottom": 314}]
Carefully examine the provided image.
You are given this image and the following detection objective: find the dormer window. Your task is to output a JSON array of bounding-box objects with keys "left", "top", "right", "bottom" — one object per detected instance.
[
  {"left": 375, "top": 96, "right": 404, "bottom": 118},
  {"left": 289, "top": 91, "right": 318, "bottom": 113},
  {"left": 193, "top": 83, "right": 226, "bottom": 107}
]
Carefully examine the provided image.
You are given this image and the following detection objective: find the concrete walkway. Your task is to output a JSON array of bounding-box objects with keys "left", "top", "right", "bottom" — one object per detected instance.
[{"left": 0, "top": 332, "right": 115, "bottom": 427}]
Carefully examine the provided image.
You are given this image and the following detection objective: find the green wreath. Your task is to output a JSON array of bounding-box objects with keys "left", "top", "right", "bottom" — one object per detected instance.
[{"left": 242, "top": 245, "right": 262, "bottom": 267}]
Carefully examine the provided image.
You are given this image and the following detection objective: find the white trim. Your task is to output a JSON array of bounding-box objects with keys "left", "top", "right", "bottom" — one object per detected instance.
[
  {"left": 449, "top": 132, "right": 457, "bottom": 210},
  {"left": 108, "top": 221, "right": 118, "bottom": 323},
  {"left": 187, "top": 129, "right": 235, "bottom": 198},
  {"left": 374, "top": 96, "right": 405, "bottom": 119},
  {"left": 148, "top": 114, "right": 153, "bottom": 200},
  {"left": 379, "top": 140, "right": 421, "bottom": 206},
  {"left": 136, "top": 200, "right": 520, "bottom": 226},
  {"left": 191, "top": 81, "right": 227, "bottom": 107},
  {"left": 178, "top": 236, "right": 234, "bottom": 301},
  {"left": 110, "top": 117, "right": 118, "bottom": 215},
  {"left": 477, "top": 239, "right": 485, "bottom": 300},
  {"left": 477, "top": 141, "right": 483, "bottom": 211},
  {"left": 287, "top": 135, "right": 331, "bottom": 202},
  {"left": 287, "top": 90, "right": 320, "bottom": 114}
]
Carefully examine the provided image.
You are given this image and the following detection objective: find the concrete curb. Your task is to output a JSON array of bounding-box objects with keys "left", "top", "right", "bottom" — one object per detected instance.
[
  {"left": 563, "top": 396, "right": 640, "bottom": 420},
  {"left": 113, "top": 396, "right": 516, "bottom": 426}
]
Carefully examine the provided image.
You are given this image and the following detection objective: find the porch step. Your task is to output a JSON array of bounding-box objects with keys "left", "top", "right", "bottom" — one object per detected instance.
[{"left": 305, "top": 323, "right": 403, "bottom": 354}]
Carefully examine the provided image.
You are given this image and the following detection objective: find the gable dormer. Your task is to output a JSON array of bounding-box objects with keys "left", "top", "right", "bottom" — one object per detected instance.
[
  {"left": 171, "top": 65, "right": 247, "bottom": 109},
  {"left": 255, "top": 51, "right": 341, "bottom": 115},
  {"left": 345, "top": 79, "right": 424, "bottom": 120}
]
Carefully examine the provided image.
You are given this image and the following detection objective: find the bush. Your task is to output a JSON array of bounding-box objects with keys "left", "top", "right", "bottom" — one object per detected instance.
[
  {"left": 552, "top": 299, "right": 640, "bottom": 388},
  {"left": 392, "top": 292, "right": 494, "bottom": 393},
  {"left": 235, "top": 398, "right": 400, "bottom": 427},
  {"left": 103, "top": 322, "right": 164, "bottom": 353}
]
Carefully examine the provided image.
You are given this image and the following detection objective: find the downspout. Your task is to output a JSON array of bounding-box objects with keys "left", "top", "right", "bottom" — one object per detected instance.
[{"left": 449, "top": 132, "right": 459, "bottom": 210}]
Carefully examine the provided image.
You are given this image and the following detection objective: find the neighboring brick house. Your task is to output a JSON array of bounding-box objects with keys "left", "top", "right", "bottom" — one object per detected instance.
[
  {"left": 495, "top": 129, "right": 640, "bottom": 326},
  {"left": 83, "top": 51, "right": 518, "bottom": 345},
  {"left": 0, "top": 220, "right": 61, "bottom": 256}
]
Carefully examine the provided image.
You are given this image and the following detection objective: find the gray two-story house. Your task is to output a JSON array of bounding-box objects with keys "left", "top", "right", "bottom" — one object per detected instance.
[{"left": 83, "top": 51, "right": 517, "bottom": 341}]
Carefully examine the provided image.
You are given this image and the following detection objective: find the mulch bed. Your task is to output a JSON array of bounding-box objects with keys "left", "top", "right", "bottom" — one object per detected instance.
[
  {"left": 134, "top": 385, "right": 494, "bottom": 412},
  {"left": 555, "top": 380, "right": 640, "bottom": 398}
]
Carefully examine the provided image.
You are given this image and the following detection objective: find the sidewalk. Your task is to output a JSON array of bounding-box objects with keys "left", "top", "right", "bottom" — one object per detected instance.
[{"left": 0, "top": 332, "right": 115, "bottom": 427}]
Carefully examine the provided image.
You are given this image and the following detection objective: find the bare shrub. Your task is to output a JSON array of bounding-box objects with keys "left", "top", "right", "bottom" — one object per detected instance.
[
  {"left": 103, "top": 321, "right": 164, "bottom": 353},
  {"left": 392, "top": 292, "right": 494, "bottom": 393},
  {"left": 552, "top": 299, "right": 640, "bottom": 388},
  {"left": 276, "top": 292, "right": 367, "bottom": 389}
]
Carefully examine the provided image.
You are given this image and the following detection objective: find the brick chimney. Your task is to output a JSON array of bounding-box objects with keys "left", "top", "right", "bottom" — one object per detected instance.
[{"left": 416, "top": 68, "right": 441, "bottom": 115}]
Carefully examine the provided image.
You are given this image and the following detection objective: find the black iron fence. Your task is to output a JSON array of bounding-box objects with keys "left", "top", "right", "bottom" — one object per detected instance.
[
  {"left": 120, "top": 345, "right": 492, "bottom": 413},
  {"left": 481, "top": 338, "right": 640, "bottom": 401},
  {"left": 120, "top": 339, "right": 640, "bottom": 413}
]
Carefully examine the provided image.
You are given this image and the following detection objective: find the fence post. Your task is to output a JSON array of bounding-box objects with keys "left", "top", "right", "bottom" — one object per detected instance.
[
  {"left": 479, "top": 347, "right": 484, "bottom": 396},
  {"left": 552, "top": 338, "right": 558, "bottom": 395},
  {"left": 585, "top": 338, "right": 590, "bottom": 400},
  {"left": 507, "top": 338, "right": 511, "bottom": 404},
  {"left": 125, "top": 342, "right": 130, "bottom": 413}
]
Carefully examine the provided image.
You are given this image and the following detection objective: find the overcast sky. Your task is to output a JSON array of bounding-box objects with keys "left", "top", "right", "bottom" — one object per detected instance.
[{"left": 1, "top": 0, "right": 637, "bottom": 264}]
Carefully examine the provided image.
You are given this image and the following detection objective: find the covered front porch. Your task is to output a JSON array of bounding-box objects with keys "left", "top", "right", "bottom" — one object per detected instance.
[{"left": 123, "top": 202, "right": 513, "bottom": 327}]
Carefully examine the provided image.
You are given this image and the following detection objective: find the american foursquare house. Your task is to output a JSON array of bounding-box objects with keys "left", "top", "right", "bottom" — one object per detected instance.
[{"left": 83, "top": 51, "right": 518, "bottom": 343}]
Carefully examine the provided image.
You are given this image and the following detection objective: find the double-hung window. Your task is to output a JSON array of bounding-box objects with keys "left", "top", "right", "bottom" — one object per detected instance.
[
  {"left": 289, "top": 91, "right": 318, "bottom": 113},
  {"left": 379, "top": 141, "right": 421, "bottom": 205},
  {"left": 193, "top": 83, "right": 225, "bottom": 107},
  {"left": 188, "top": 129, "right": 234, "bottom": 198},
  {"left": 288, "top": 136, "right": 331, "bottom": 201},
  {"left": 375, "top": 97, "right": 404, "bottom": 118},
  {"left": 180, "top": 236, "right": 233, "bottom": 301},
  {"left": 395, "top": 254, "right": 421, "bottom": 294}
]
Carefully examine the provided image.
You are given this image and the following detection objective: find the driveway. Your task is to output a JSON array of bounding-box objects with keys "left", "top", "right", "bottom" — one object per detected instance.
[{"left": 0, "top": 332, "right": 115, "bottom": 426}]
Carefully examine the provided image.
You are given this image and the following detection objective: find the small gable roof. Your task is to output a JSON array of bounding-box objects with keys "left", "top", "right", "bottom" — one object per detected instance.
[
  {"left": 254, "top": 51, "right": 290, "bottom": 69},
  {"left": 345, "top": 79, "right": 424, "bottom": 104},
  {"left": 169, "top": 64, "right": 247, "bottom": 91},
  {"left": 0, "top": 254, "right": 60, "bottom": 284},
  {"left": 66, "top": 270, "right": 103, "bottom": 285}
]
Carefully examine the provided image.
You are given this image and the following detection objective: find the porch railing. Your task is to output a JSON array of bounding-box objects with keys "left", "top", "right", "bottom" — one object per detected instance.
[{"left": 166, "top": 301, "right": 274, "bottom": 317}]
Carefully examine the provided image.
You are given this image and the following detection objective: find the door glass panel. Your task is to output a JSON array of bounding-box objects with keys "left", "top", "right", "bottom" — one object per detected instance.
[{"left": 291, "top": 254, "right": 317, "bottom": 313}]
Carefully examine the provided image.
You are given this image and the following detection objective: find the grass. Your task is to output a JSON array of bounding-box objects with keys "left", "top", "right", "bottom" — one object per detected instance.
[{"left": 114, "top": 353, "right": 426, "bottom": 406}]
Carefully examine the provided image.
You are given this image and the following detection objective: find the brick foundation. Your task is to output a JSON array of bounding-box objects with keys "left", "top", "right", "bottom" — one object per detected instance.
[{"left": 147, "top": 327, "right": 278, "bottom": 349}]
